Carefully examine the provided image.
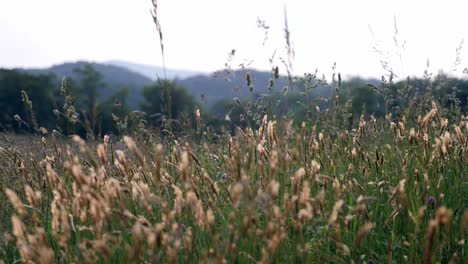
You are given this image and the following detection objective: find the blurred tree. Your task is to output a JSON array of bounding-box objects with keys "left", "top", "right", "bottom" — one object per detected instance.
[
  {"left": 0, "top": 69, "right": 56, "bottom": 132},
  {"left": 209, "top": 98, "right": 246, "bottom": 133},
  {"left": 74, "top": 64, "right": 106, "bottom": 133},
  {"left": 97, "top": 87, "right": 130, "bottom": 135},
  {"left": 141, "top": 80, "right": 197, "bottom": 130},
  {"left": 431, "top": 74, "right": 468, "bottom": 113},
  {"left": 349, "top": 85, "right": 385, "bottom": 117}
]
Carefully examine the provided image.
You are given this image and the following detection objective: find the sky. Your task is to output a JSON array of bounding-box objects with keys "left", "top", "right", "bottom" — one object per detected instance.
[{"left": 1, "top": 0, "right": 467, "bottom": 80}]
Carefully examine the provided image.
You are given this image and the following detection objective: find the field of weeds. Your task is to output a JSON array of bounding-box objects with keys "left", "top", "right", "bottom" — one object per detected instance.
[{"left": 0, "top": 97, "right": 467, "bottom": 263}]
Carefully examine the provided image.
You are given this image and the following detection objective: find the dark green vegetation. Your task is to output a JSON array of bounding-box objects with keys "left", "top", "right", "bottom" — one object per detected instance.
[
  {"left": 0, "top": 67, "right": 467, "bottom": 263},
  {"left": 25, "top": 61, "right": 154, "bottom": 109},
  {"left": 1, "top": 61, "right": 468, "bottom": 139}
]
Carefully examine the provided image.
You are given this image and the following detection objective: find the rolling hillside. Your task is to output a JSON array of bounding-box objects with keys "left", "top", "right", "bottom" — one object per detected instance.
[
  {"left": 106, "top": 60, "right": 203, "bottom": 80},
  {"left": 20, "top": 61, "right": 354, "bottom": 111},
  {"left": 24, "top": 61, "right": 153, "bottom": 109}
]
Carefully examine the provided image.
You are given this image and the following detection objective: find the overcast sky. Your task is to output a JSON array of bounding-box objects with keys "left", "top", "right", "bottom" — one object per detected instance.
[{"left": 1, "top": 0, "right": 467, "bottom": 79}]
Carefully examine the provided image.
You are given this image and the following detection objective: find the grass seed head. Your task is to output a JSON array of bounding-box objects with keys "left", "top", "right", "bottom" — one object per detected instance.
[
  {"left": 5, "top": 189, "right": 26, "bottom": 217},
  {"left": 328, "top": 200, "right": 345, "bottom": 226},
  {"left": 97, "top": 144, "right": 107, "bottom": 164},
  {"left": 354, "top": 222, "right": 374, "bottom": 247}
]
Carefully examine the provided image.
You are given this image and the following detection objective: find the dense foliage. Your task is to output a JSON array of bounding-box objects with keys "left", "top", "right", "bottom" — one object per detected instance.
[{"left": 0, "top": 71, "right": 467, "bottom": 262}]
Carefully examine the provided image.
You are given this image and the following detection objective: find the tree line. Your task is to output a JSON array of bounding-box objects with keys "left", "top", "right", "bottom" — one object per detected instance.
[
  {"left": 0, "top": 64, "right": 199, "bottom": 138},
  {"left": 0, "top": 64, "right": 467, "bottom": 138}
]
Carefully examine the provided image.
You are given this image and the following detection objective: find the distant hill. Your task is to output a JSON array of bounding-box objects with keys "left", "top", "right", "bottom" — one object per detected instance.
[
  {"left": 106, "top": 60, "right": 204, "bottom": 80},
  {"left": 179, "top": 69, "right": 291, "bottom": 105},
  {"left": 20, "top": 61, "right": 374, "bottom": 112},
  {"left": 178, "top": 70, "right": 383, "bottom": 108},
  {"left": 22, "top": 62, "right": 295, "bottom": 109},
  {"left": 23, "top": 61, "right": 153, "bottom": 109}
]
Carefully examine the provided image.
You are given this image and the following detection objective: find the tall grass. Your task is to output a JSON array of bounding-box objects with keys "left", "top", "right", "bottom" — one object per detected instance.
[
  {"left": 0, "top": 2, "right": 467, "bottom": 263},
  {"left": 0, "top": 93, "right": 466, "bottom": 263}
]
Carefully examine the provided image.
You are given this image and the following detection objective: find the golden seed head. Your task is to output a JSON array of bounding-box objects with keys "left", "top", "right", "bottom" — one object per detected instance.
[
  {"left": 328, "top": 200, "right": 345, "bottom": 226},
  {"left": 230, "top": 183, "right": 244, "bottom": 208},
  {"left": 206, "top": 208, "right": 215, "bottom": 227},
  {"left": 97, "top": 144, "right": 107, "bottom": 164},
  {"left": 6, "top": 189, "right": 26, "bottom": 216}
]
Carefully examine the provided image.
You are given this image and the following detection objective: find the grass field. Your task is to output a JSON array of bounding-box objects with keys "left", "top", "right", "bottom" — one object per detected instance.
[{"left": 0, "top": 97, "right": 467, "bottom": 263}]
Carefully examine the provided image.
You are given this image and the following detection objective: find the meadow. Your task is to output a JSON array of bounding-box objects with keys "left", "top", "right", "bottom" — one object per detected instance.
[
  {"left": 0, "top": 2, "right": 467, "bottom": 261},
  {"left": 0, "top": 83, "right": 466, "bottom": 263}
]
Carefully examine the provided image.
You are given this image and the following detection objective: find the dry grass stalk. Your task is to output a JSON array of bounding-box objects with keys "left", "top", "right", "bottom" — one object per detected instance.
[
  {"left": 354, "top": 222, "right": 374, "bottom": 247},
  {"left": 5, "top": 189, "right": 27, "bottom": 217},
  {"left": 328, "top": 200, "right": 345, "bottom": 226}
]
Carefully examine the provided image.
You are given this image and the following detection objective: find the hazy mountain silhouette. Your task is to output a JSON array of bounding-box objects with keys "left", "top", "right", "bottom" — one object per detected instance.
[
  {"left": 178, "top": 69, "right": 290, "bottom": 105},
  {"left": 107, "top": 60, "right": 204, "bottom": 80},
  {"left": 23, "top": 61, "right": 153, "bottom": 109},
  {"left": 20, "top": 61, "right": 360, "bottom": 111}
]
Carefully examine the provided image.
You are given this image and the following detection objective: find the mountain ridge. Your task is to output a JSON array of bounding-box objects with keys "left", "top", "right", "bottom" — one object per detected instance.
[
  {"left": 16, "top": 60, "right": 363, "bottom": 111},
  {"left": 106, "top": 60, "right": 205, "bottom": 80},
  {"left": 22, "top": 61, "right": 154, "bottom": 109}
]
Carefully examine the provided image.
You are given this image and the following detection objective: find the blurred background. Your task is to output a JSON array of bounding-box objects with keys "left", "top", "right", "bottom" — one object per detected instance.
[{"left": 0, "top": 0, "right": 467, "bottom": 136}]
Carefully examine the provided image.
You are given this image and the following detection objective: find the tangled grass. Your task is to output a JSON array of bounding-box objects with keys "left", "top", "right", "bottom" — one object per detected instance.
[{"left": 0, "top": 98, "right": 467, "bottom": 263}]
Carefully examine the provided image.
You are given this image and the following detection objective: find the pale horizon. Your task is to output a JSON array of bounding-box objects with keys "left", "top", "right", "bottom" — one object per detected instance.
[{"left": 1, "top": 0, "right": 467, "bottom": 80}]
